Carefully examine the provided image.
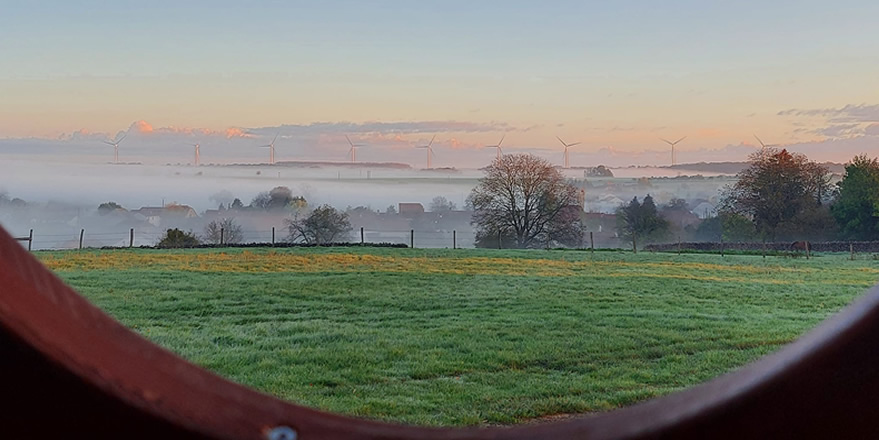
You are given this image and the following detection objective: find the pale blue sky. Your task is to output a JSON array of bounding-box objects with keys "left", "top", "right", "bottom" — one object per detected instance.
[
  {"left": 5, "top": 1, "right": 876, "bottom": 77},
  {"left": 1, "top": 1, "right": 878, "bottom": 165}
]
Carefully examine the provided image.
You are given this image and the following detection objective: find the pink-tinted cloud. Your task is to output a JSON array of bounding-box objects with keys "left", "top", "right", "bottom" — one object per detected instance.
[
  {"left": 115, "top": 121, "right": 255, "bottom": 139},
  {"left": 131, "top": 120, "right": 154, "bottom": 133}
]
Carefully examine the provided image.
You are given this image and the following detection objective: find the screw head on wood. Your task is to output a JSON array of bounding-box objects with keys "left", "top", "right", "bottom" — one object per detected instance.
[{"left": 267, "top": 426, "right": 298, "bottom": 440}]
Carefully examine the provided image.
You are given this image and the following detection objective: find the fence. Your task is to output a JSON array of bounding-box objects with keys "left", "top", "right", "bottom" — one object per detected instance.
[
  {"left": 10, "top": 227, "right": 479, "bottom": 251},
  {"left": 13, "top": 227, "right": 879, "bottom": 260},
  {"left": 645, "top": 240, "right": 879, "bottom": 260}
]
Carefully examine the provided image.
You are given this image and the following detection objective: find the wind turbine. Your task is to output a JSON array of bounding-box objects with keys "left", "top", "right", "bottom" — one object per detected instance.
[
  {"left": 556, "top": 136, "right": 581, "bottom": 169},
  {"left": 102, "top": 134, "right": 127, "bottom": 164},
  {"left": 191, "top": 143, "right": 201, "bottom": 166},
  {"left": 416, "top": 135, "right": 437, "bottom": 169},
  {"left": 660, "top": 136, "right": 686, "bottom": 166},
  {"left": 485, "top": 135, "right": 506, "bottom": 161},
  {"left": 345, "top": 135, "right": 365, "bottom": 163},
  {"left": 753, "top": 134, "right": 778, "bottom": 150},
  {"left": 258, "top": 134, "right": 278, "bottom": 165}
]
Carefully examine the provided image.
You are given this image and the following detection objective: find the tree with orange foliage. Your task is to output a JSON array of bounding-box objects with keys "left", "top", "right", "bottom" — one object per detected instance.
[{"left": 721, "top": 148, "right": 832, "bottom": 240}]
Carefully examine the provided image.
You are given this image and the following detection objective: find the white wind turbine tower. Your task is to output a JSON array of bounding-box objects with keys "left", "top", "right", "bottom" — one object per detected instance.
[
  {"left": 556, "top": 136, "right": 581, "bottom": 169},
  {"left": 191, "top": 143, "right": 201, "bottom": 166},
  {"left": 485, "top": 135, "right": 506, "bottom": 161},
  {"left": 102, "top": 134, "right": 127, "bottom": 164},
  {"left": 345, "top": 135, "right": 365, "bottom": 163},
  {"left": 416, "top": 135, "right": 437, "bottom": 169},
  {"left": 258, "top": 134, "right": 278, "bottom": 165},
  {"left": 660, "top": 136, "right": 687, "bottom": 166}
]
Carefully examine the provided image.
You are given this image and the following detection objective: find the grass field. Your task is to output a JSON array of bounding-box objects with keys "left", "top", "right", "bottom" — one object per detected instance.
[{"left": 39, "top": 247, "right": 879, "bottom": 426}]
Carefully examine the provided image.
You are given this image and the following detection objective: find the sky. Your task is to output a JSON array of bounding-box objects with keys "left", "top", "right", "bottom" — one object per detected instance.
[{"left": 1, "top": 0, "right": 879, "bottom": 167}]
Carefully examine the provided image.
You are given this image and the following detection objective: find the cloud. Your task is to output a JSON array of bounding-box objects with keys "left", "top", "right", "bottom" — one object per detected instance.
[
  {"left": 816, "top": 123, "right": 860, "bottom": 138},
  {"left": 93, "top": 121, "right": 257, "bottom": 139},
  {"left": 61, "top": 129, "right": 111, "bottom": 142},
  {"left": 246, "top": 120, "right": 515, "bottom": 138},
  {"left": 778, "top": 104, "right": 879, "bottom": 123},
  {"left": 224, "top": 128, "right": 254, "bottom": 139},
  {"left": 55, "top": 119, "right": 515, "bottom": 146},
  {"left": 131, "top": 120, "right": 154, "bottom": 133},
  {"left": 778, "top": 103, "right": 879, "bottom": 139}
]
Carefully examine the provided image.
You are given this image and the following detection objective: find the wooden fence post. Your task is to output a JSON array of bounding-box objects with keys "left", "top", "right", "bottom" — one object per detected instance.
[
  {"left": 28, "top": 229, "right": 33, "bottom": 251},
  {"left": 129, "top": 228, "right": 134, "bottom": 248},
  {"left": 220, "top": 228, "right": 224, "bottom": 245},
  {"left": 410, "top": 229, "right": 414, "bottom": 249},
  {"left": 453, "top": 230, "right": 457, "bottom": 250},
  {"left": 272, "top": 227, "right": 275, "bottom": 246},
  {"left": 632, "top": 234, "right": 637, "bottom": 254},
  {"left": 79, "top": 229, "right": 84, "bottom": 250},
  {"left": 806, "top": 241, "right": 811, "bottom": 260},
  {"left": 590, "top": 231, "right": 594, "bottom": 254},
  {"left": 360, "top": 227, "right": 364, "bottom": 244},
  {"left": 498, "top": 231, "right": 502, "bottom": 249}
]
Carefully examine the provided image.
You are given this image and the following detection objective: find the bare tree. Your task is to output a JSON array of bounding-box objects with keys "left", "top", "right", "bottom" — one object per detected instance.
[
  {"left": 429, "top": 196, "right": 457, "bottom": 212},
  {"left": 469, "top": 154, "right": 583, "bottom": 248},
  {"left": 202, "top": 218, "right": 243, "bottom": 244},
  {"left": 251, "top": 186, "right": 306, "bottom": 211},
  {"left": 286, "top": 205, "right": 352, "bottom": 244}
]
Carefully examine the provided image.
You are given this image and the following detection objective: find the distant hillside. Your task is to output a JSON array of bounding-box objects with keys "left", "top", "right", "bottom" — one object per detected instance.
[
  {"left": 669, "top": 161, "right": 846, "bottom": 175},
  {"left": 227, "top": 161, "right": 413, "bottom": 170}
]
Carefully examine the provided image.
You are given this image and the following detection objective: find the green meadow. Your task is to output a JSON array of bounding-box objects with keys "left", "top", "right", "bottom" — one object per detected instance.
[{"left": 40, "top": 247, "right": 879, "bottom": 426}]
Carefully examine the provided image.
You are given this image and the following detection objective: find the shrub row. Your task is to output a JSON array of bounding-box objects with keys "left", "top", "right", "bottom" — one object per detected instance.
[{"left": 644, "top": 241, "right": 879, "bottom": 253}]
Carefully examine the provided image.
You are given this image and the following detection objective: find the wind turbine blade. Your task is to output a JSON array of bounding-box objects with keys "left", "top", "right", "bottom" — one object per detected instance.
[
  {"left": 116, "top": 133, "right": 127, "bottom": 143},
  {"left": 102, "top": 141, "right": 116, "bottom": 146},
  {"left": 659, "top": 138, "right": 673, "bottom": 145},
  {"left": 753, "top": 135, "right": 766, "bottom": 148},
  {"left": 497, "top": 135, "right": 505, "bottom": 148},
  {"left": 556, "top": 136, "right": 568, "bottom": 147},
  {"left": 272, "top": 134, "right": 279, "bottom": 145},
  {"left": 568, "top": 142, "right": 581, "bottom": 147},
  {"left": 674, "top": 136, "right": 687, "bottom": 144},
  {"left": 345, "top": 135, "right": 355, "bottom": 147},
  {"left": 427, "top": 134, "right": 436, "bottom": 148}
]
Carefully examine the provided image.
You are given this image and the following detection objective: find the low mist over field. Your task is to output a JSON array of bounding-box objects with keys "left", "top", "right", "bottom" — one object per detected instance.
[
  {"left": 0, "top": 159, "right": 479, "bottom": 213},
  {"left": 0, "top": 157, "right": 738, "bottom": 249}
]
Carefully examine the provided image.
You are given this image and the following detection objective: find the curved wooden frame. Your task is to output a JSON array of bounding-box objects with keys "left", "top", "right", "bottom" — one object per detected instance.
[{"left": 1, "top": 225, "right": 878, "bottom": 439}]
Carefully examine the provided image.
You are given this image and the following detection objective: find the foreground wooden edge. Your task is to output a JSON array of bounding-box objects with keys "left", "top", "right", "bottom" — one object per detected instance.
[{"left": 1, "top": 225, "right": 878, "bottom": 439}]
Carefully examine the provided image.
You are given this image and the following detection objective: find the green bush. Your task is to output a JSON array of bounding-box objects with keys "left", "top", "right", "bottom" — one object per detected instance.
[{"left": 157, "top": 228, "right": 200, "bottom": 248}]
